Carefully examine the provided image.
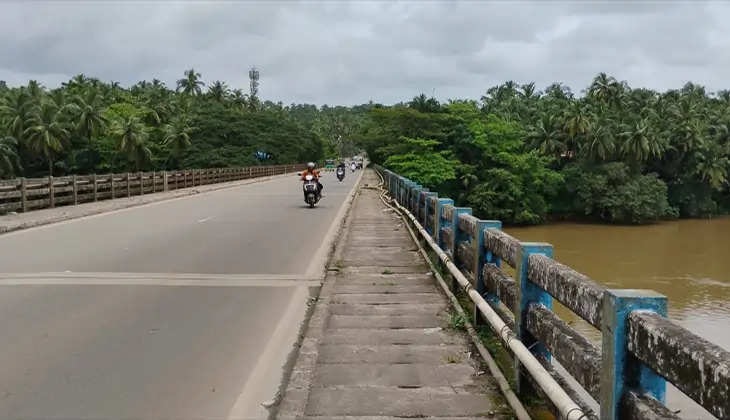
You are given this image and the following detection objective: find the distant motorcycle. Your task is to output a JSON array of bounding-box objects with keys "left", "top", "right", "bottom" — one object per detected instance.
[
  {"left": 350, "top": 163, "right": 356, "bottom": 173},
  {"left": 302, "top": 174, "right": 320, "bottom": 208},
  {"left": 336, "top": 167, "right": 345, "bottom": 182}
]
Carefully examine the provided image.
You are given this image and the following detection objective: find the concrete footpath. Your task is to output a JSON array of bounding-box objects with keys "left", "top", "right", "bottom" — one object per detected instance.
[{"left": 277, "top": 170, "right": 511, "bottom": 419}]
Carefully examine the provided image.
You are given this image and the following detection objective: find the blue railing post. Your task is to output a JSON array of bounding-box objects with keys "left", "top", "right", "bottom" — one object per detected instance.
[
  {"left": 406, "top": 181, "right": 417, "bottom": 211},
  {"left": 473, "top": 220, "right": 502, "bottom": 326},
  {"left": 435, "top": 199, "right": 453, "bottom": 245},
  {"left": 417, "top": 188, "right": 429, "bottom": 225},
  {"left": 450, "top": 207, "right": 472, "bottom": 260},
  {"left": 600, "top": 290, "right": 667, "bottom": 420},
  {"left": 515, "top": 242, "right": 553, "bottom": 394},
  {"left": 402, "top": 179, "right": 412, "bottom": 207},
  {"left": 423, "top": 193, "right": 438, "bottom": 235},
  {"left": 412, "top": 184, "right": 422, "bottom": 215}
]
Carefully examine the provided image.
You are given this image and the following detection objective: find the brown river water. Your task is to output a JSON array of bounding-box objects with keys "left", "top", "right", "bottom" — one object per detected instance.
[{"left": 506, "top": 216, "right": 730, "bottom": 419}]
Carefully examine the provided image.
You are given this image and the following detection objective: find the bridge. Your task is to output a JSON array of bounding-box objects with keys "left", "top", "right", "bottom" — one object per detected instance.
[{"left": 0, "top": 165, "right": 728, "bottom": 420}]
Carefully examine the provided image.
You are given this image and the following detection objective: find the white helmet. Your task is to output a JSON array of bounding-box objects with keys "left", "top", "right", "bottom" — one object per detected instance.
[{"left": 307, "top": 162, "right": 315, "bottom": 170}]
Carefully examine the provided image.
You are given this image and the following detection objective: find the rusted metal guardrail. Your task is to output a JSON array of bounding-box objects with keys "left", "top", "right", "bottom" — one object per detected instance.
[
  {"left": 377, "top": 166, "right": 729, "bottom": 420},
  {"left": 0, "top": 164, "right": 304, "bottom": 215}
]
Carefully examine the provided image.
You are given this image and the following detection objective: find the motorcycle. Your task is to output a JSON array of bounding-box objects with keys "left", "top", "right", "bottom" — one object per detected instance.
[
  {"left": 302, "top": 174, "right": 320, "bottom": 208},
  {"left": 350, "top": 164, "right": 356, "bottom": 173},
  {"left": 336, "top": 167, "right": 345, "bottom": 182}
]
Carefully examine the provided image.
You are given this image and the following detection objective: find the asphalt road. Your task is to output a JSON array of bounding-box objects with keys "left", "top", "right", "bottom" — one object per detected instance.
[{"left": 0, "top": 170, "right": 360, "bottom": 420}]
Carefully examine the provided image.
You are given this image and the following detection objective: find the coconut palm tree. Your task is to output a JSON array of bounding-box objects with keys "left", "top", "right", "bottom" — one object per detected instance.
[
  {"left": 0, "top": 135, "right": 21, "bottom": 178},
  {"left": 176, "top": 68, "right": 205, "bottom": 96},
  {"left": 0, "top": 89, "right": 32, "bottom": 140},
  {"left": 23, "top": 101, "right": 70, "bottom": 175},
  {"left": 231, "top": 89, "right": 248, "bottom": 110},
  {"left": 162, "top": 115, "right": 194, "bottom": 167},
  {"left": 111, "top": 116, "right": 151, "bottom": 171},
  {"left": 529, "top": 113, "right": 566, "bottom": 158},
  {"left": 620, "top": 118, "right": 664, "bottom": 163},
  {"left": 584, "top": 124, "right": 615, "bottom": 161},
  {"left": 588, "top": 72, "right": 618, "bottom": 104},
  {"left": 26, "top": 80, "right": 44, "bottom": 101},
  {"left": 208, "top": 81, "right": 229, "bottom": 102},
  {"left": 70, "top": 90, "right": 107, "bottom": 141}
]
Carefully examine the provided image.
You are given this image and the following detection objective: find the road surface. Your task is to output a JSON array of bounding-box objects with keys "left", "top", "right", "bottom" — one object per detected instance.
[{"left": 0, "top": 170, "right": 360, "bottom": 420}]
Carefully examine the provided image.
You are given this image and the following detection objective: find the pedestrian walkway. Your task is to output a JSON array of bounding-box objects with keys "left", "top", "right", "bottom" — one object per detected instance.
[{"left": 278, "top": 170, "right": 511, "bottom": 419}]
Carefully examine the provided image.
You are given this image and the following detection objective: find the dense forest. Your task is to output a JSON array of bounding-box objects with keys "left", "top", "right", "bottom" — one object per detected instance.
[
  {"left": 0, "top": 69, "right": 362, "bottom": 179},
  {"left": 1, "top": 71, "right": 728, "bottom": 224},
  {"left": 359, "top": 74, "right": 730, "bottom": 224}
]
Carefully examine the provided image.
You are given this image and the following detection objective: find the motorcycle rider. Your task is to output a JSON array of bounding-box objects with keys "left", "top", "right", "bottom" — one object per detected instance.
[
  {"left": 336, "top": 161, "right": 346, "bottom": 179},
  {"left": 301, "top": 162, "right": 323, "bottom": 198}
]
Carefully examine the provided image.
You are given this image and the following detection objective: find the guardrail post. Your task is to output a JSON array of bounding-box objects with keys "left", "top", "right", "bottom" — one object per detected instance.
[
  {"left": 412, "top": 186, "right": 420, "bottom": 216},
  {"left": 92, "top": 174, "right": 98, "bottom": 201},
  {"left": 434, "top": 198, "right": 453, "bottom": 243},
  {"left": 72, "top": 174, "right": 78, "bottom": 204},
  {"left": 451, "top": 207, "right": 471, "bottom": 258},
  {"left": 417, "top": 189, "right": 429, "bottom": 225},
  {"left": 402, "top": 179, "right": 411, "bottom": 208},
  {"left": 411, "top": 185, "right": 422, "bottom": 218},
  {"left": 473, "top": 220, "right": 501, "bottom": 326},
  {"left": 138, "top": 172, "right": 143, "bottom": 195},
  {"left": 163, "top": 171, "right": 168, "bottom": 191},
  {"left": 410, "top": 183, "right": 418, "bottom": 212},
  {"left": 48, "top": 176, "right": 55, "bottom": 208},
  {"left": 20, "top": 177, "right": 27, "bottom": 212},
  {"left": 126, "top": 173, "right": 131, "bottom": 197},
  {"left": 152, "top": 171, "right": 156, "bottom": 193},
  {"left": 600, "top": 290, "right": 667, "bottom": 420},
  {"left": 423, "top": 193, "right": 438, "bottom": 235},
  {"left": 514, "top": 242, "right": 553, "bottom": 394},
  {"left": 111, "top": 174, "right": 116, "bottom": 198}
]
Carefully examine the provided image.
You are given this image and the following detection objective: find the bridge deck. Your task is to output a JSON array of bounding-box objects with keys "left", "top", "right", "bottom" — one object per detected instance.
[{"left": 279, "top": 170, "right": 511, "bottom": 419}]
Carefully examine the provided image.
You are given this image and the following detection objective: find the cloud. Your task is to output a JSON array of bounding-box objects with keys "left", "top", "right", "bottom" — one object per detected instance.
[{"left": 1, "top": 1, "right": 728, "bottom": 105}]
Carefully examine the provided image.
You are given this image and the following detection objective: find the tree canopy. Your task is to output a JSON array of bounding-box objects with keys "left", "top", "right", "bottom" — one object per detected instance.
[{"left": 2, "top": 71, "right": 728, "bottom": 224}]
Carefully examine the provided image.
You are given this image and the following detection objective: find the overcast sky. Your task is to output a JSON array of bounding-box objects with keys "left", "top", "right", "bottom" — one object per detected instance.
[{"left": 1, "top": 1, "right": 728, "bottom": 105}]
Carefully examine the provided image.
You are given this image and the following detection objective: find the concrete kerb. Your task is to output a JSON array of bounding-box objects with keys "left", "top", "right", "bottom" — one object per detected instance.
[
  {"left": 0, "top": 171, "right": 295, "bottom": 236},
  {"left": 274, "top": 170, "right": 365, "bottom": 420}
]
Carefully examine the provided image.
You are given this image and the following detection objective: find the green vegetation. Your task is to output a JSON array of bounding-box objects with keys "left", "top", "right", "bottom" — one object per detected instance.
[
  {"left": 3, "top": 71, "right": 728, "bottom": 224},
  {"left": 0, "top": 69, "right": 355, "bottom": 179},
  {"left": 359, "top": 75, "right": 730, "bottom": 224},
  {"left": 447, "top": 311, "right": 467, "bottom": 331}
]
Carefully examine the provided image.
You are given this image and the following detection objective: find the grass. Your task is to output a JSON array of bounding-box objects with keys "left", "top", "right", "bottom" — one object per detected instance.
[
  {"left": 381, "top": 268, "right": 393, "bottom": 275},
  {"left": 447, "top": 311, "right": 467, "bottom": 331},
  {"left": 444, "top": 352, "right": 464, "bottom": 364}
]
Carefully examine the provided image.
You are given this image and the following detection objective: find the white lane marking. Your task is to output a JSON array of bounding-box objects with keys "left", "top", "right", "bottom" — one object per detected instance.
[
  {"left": 0, "top": 272, "right": 322, "bottom": 287},
  {"left": 197, "top": 216, "right": 215, "bottom": 223},
  {"left": 227, "top": 285, "right": 310, "bottom": 419}
]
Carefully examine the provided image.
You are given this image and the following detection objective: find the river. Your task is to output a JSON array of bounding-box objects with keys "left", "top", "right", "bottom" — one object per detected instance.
[{"left": 506, "top": 216, "right": 730, "bottom": 420}]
